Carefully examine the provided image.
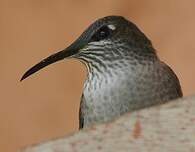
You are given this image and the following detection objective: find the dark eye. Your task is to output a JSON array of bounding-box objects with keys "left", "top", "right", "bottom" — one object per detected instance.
[{"left": 91, "top": 25, "right": 115, "bottom": 42}]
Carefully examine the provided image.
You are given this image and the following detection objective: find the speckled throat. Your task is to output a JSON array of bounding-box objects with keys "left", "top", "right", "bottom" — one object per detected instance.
[{"left": 78, "top": 42, "right": 182, "bottom": 128}]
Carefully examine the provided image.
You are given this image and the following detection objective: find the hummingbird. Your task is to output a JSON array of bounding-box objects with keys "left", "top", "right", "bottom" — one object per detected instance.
[{"left": 21, "top": 16, "right": 183, "bottom": 129}]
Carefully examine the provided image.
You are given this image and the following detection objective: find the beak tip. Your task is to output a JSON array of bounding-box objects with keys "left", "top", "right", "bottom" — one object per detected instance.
[
  {"left": 20, "top": 75, "right": 26, "bottom": 82},
  {"left": 20, "top": 71, "right": 30, "bottom": 82}
]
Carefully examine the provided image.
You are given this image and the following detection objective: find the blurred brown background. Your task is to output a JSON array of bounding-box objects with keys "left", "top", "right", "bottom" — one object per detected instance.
[{"left": 1, "top": 0, "right": 195, "bottom": 151}]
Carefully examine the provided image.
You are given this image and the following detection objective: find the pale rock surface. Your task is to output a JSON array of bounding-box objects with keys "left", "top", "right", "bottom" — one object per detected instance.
[{"left": 20, "top": 96, "right": 195, "bottom": 152}]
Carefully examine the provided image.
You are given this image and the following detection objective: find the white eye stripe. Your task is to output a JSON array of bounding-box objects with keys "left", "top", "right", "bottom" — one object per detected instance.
[{"left": 107, "top": 24, "right": 116, "bottom": 30}]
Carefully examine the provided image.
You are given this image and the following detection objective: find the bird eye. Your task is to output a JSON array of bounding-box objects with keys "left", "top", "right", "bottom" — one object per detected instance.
[{"left": 91, "top": 25, "right": 116, "bottom": 42}]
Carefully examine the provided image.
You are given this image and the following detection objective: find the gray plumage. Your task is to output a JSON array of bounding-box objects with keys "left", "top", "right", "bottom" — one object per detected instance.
[{"left": 21, "top": 16, "right": 182, "bottom": 129}]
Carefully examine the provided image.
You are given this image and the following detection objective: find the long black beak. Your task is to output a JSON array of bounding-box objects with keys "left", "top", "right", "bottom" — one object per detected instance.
[{"left": 20, "top": 45, "right": 79, "bottom": 81}]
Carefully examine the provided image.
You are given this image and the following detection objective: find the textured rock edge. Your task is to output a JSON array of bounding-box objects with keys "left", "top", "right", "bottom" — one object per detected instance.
[{"left": 20, "top": 95, "right": 195, "bottom": 152}]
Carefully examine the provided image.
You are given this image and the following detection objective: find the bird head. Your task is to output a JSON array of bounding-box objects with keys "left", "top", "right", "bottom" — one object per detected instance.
[{"left": 21, "top": 16, "right": 155, "bottom": 81}]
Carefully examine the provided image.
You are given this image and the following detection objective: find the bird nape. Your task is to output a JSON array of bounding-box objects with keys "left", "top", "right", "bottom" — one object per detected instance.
[{"left": 21, "top": 16, "right": 182, "bottom": 129}]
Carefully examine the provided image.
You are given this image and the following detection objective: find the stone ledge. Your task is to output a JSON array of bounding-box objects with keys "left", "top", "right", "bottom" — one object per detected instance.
[{"left": 20, "top": 95, "right": 195, "bottom": 152}]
